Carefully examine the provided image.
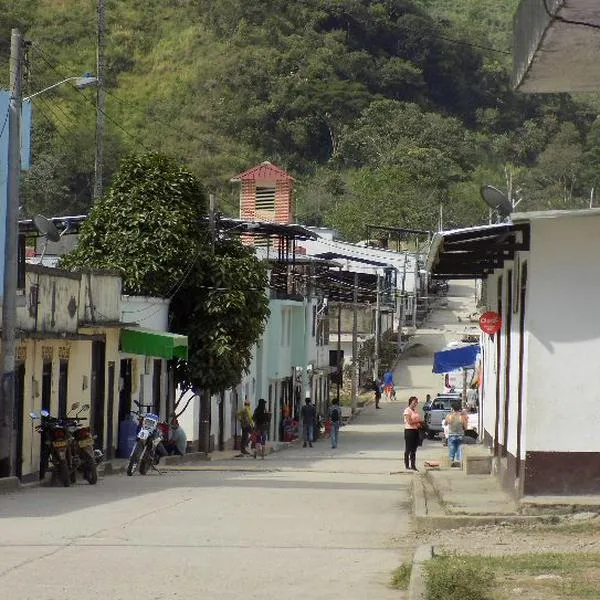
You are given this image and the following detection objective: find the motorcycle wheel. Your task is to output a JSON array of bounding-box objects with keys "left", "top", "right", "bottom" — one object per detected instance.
[
  {"left": 58, "top": 461, "right": 71, "bottom": 487},
  {"left": 85, "top": 457, "right": 98, "bottom": 485},
  {"left": 127, "top": 442, "right": 144, "bottom": 476},
  {"left": 139, "top": 453, "right": 151, "bottom": 475}
]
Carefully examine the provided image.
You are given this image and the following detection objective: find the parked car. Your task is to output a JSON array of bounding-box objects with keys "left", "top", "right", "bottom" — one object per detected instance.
[{"left": 423, "top": 398, "right": 456, "bottom": 438}]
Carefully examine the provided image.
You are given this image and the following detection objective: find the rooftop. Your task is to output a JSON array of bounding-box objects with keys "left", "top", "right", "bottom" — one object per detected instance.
[
  {"left": 513, "top": 0, "right": 600, "bottom": 92},
  {"left": 230, "top": 161, "right": 294, "bottom": 182}
]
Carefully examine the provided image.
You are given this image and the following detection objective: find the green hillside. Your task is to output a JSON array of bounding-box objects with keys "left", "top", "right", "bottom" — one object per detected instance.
[{"left": 2, "top": 0, "right": 599, "bottom": 239}]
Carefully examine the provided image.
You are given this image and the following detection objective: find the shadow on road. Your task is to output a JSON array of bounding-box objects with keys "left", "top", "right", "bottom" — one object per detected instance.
[{"left": 0, "top": 404, "right": 410, "bottom": 519}]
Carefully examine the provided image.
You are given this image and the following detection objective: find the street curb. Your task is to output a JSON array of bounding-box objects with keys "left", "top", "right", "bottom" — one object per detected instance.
[
  {"left": 411, "top": 473, "right": 548, "bottom": 530},
  {"left": 408, "top": 545, "right": 433, "bottom": 600},
  {"left": 100, "top": 439, "right": 296, "bottom": 476},
  {"left": 0, "top": 476, "right": 20, "bottom": 494}
]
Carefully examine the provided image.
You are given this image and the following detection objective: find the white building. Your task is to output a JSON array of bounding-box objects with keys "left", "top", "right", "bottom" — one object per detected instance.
[{"left": 428, "top": 209, "right": 600, "bottom": 496}]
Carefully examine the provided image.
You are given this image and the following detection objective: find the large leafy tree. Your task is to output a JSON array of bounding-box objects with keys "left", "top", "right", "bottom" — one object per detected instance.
[{"left": 62, "top": 153, "right": 270, "bottom": 396}]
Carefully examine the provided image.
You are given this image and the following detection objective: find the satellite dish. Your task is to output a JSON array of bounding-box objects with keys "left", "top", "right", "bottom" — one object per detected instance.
[
  {"left": 33, "top": 214, "right": 61, "bottom": 242},
  {"left": 480, "top": 185, "right": 512, "bottom": 218},
  {"left": 32, "top": 214, "right": 70, "bottom": 265}
]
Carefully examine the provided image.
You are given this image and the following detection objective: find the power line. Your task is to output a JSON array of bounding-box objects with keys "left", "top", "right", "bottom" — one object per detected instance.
[
  {"left": 33, "top": 94, "right": 88, "bottom": 151},
  {"left": 30, "top": 44, "right": 154, "bottom": 152},
  {"left": 103, "top": 86, "right": 211, "bottom": 143}
]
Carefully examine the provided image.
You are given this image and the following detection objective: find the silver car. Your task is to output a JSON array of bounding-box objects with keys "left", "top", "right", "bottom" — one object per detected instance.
[{"left": 423, "top": 398, "right": 457, "bottom": 438}]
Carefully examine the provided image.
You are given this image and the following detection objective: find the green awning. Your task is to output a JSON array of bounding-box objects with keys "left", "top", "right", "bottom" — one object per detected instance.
[{"left": 120, "top": 328, "right": 188, "bottom": 360}]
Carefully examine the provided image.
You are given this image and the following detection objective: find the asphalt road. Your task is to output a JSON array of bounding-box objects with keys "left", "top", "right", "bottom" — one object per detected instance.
[{"left": 0, "top": 402, "right": 413, "bottom": 600}]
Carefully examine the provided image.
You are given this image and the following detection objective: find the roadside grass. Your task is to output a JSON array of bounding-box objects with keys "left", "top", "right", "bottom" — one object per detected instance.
[
  {"left": 522, "top": 518, "right": 600, "bottom": 536},
  {"left": 424, "top": 552, "right": 600, "bottom": 599},
  {"left": 390, "top": 562, "right": 411, "bottom": 590}
]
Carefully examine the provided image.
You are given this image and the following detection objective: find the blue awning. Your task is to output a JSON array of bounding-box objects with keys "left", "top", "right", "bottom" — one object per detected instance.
[{"left": 433, "top": 344, "right": 479, "bottom": 374}]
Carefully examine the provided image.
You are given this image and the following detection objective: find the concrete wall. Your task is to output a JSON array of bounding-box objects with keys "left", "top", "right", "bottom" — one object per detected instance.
[
  {"left": 15, "top": 266, "right": 124, "bottom": 479},
  {"left": 525, "top": 216, "right": 600, "bottom": 452},
  {"left": 78, "top": 270, "right": 121, "bottom": 323},
  {"left": 19, "top": 338, "right": 94, "bottom": 479},
  {"left": 19, "top": 266, "right": 80, "bottom": 333},
  {"left": 120, "top": 296, "right": 169, "bottom": 330}
]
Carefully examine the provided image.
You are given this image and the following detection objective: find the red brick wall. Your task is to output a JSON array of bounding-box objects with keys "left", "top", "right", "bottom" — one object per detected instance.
[
  {"left": 274, "top": 180, "right": 292, "bottom": 223},
  {"left": 240, "top": 180, "right": 256, "bottom": 220}
]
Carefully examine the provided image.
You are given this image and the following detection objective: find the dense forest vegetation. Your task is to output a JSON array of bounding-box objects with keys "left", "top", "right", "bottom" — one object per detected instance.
[{"left": 2, "top": 0, "right": 600, "bottom": 240}]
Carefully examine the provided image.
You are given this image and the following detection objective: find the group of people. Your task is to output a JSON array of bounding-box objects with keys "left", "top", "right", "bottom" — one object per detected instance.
[
  {"left": 372, "top": 368, "right": 396, "bottom": 409},
  {"left": 238, "top": 396, "right": 344, "bottom": 455},
  {"left": 403, "top": 397, "right": 468, "bottom": 470},
  {"left": 160, "top": 418, "right": 188, "bottom": 456},
  {"left": 238, "top": 398, "right": 271, "bottom": 459}
]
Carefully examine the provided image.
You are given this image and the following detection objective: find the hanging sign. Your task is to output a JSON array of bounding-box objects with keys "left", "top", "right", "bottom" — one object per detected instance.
[{"left": 479, "top": 311, "right": 502, "bottom": 335}]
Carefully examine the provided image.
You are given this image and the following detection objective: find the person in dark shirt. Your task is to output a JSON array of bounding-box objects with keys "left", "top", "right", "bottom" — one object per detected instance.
[
  {"left": 252, "top": 399, "right": 270, "bottom": 459},
  {"left": 373, "top": 378, "right": 382, "bottom": 409},
  {"left": 300, "top": 397, "right": 316, "bottom": 448}
]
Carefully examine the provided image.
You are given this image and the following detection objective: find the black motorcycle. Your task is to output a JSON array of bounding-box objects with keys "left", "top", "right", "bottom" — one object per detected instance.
[{"left": 30, "top": 409, "right": 72, "bottom": 487}]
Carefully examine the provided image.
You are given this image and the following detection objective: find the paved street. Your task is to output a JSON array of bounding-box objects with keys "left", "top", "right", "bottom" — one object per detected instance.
[{"left": 0, "top": 403, "right": 413, "bottom": 600}]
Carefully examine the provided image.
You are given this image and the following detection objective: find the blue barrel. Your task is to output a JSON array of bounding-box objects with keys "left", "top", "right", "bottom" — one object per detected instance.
[{"left": 117, "top": 417, "right": 138, "bottom": 458}]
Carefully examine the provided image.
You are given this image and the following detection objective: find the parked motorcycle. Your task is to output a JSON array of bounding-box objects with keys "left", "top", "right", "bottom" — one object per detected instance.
[
  {"left": 30, "top": 409, "right": 72, "bottom": 487},
  {"left": 30, "top": 402, "right": 103, "bottom": 487},
  {"left": 127, "top": 405, "right": 164, "bottom": 476},
  {"left": 65, "top": 403, "right": 102, "bottom": 485}
]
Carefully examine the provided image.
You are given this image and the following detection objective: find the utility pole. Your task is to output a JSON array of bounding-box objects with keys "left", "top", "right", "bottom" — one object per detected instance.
[
  {"left": 209, "top": 193, "right": 216, "bottom": 249},
  {"left": 351, "top": 272, "right": 358, "bottom": 411},
  {"left": 398, "top": 253, "right": 408, "bottom": 351},
  {"left": 199, "top": 193, "right": 218, "bottom": 455},
  {"left": 0, "top": 29, "right": 23, "bottom": 478},
  {"left": 336, "top": 303, "right": 342, "bottom": 403},
  {"left": 373, "top": 273, "right": 380, "bottom": 381},
  {"left": 93, "top": 0, "right": 106, "bottom": 201}
]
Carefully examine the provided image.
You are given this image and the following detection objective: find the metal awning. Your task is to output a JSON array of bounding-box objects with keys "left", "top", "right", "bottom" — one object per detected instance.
[
  {"left": 215, "top": 217, "right": 317, "bottom": 240},
  {"left": 120, "top": 328, "right": 188, "bottom": 360},
  {"left": 427, "top": 223, "right": 530, "bottom": 279},
  {"left": 433, "top": 344, "right": 480, "bottom": 374}
]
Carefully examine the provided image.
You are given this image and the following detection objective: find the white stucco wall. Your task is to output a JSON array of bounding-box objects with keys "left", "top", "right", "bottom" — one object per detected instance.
[
  {"left": 481, "top": 271, "right": 499, "bottom": 443},
  {"left": 482, "top": 254, "right": 531, "bottom": 462},
  {"left": 120, "top": 296, "right": 169, "bottom": 330},
  {"left": 525, "top": 215, "right": 600, "bottom": 452}
]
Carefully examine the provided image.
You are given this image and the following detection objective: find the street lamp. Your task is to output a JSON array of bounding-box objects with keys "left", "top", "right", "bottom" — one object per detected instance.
[{"left": 24, "top": 73, "right": 98, "bottom": 101}]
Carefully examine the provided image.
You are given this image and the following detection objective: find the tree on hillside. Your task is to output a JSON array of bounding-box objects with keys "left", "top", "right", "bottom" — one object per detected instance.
[{"left": 61, "top": 153, "right": 270, "bottom": 403}]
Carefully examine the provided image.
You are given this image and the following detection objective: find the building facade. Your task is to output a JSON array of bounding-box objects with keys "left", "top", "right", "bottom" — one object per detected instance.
[{"left": 429, "top": 210, "right": 600, "bottom": 496}]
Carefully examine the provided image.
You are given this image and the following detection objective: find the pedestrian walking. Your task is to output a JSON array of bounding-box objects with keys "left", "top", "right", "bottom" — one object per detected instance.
[
  {"left": 373, "top": 378, "right": 382, "bottom": 409},
  {"left": 252, "top": 398, "right": 270, "bottom": 459},
  {"left": 383, "top": 369, "right": 394, "bottom": 401},
  {"left": 443, "top": 402, "right": 468, "bottom": 467},
  {"left": 403, "top": 396, "right": 422, "bottom": 471},
  {"left": 329, "top": 399, "right": 341, "bottom": 449},
  {"left": 238, "top": 399, "right": 254, "bottom": 455},
  {"left": 301, "top": 397, "right": 316, "bottom": 447}
]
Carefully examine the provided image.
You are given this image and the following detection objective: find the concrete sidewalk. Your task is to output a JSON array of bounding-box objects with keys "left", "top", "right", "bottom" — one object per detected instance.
[
  {"left": 412, "top": 440, "right": 600, "bottom": 529},
  {"left": 100, "top": 438, "right": 296, "bottom": 475}
]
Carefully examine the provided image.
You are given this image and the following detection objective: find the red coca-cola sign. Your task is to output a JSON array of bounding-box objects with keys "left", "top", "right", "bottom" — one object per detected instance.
[{"left": 479, "top": 311, "right": 502, "bottom": 335}]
